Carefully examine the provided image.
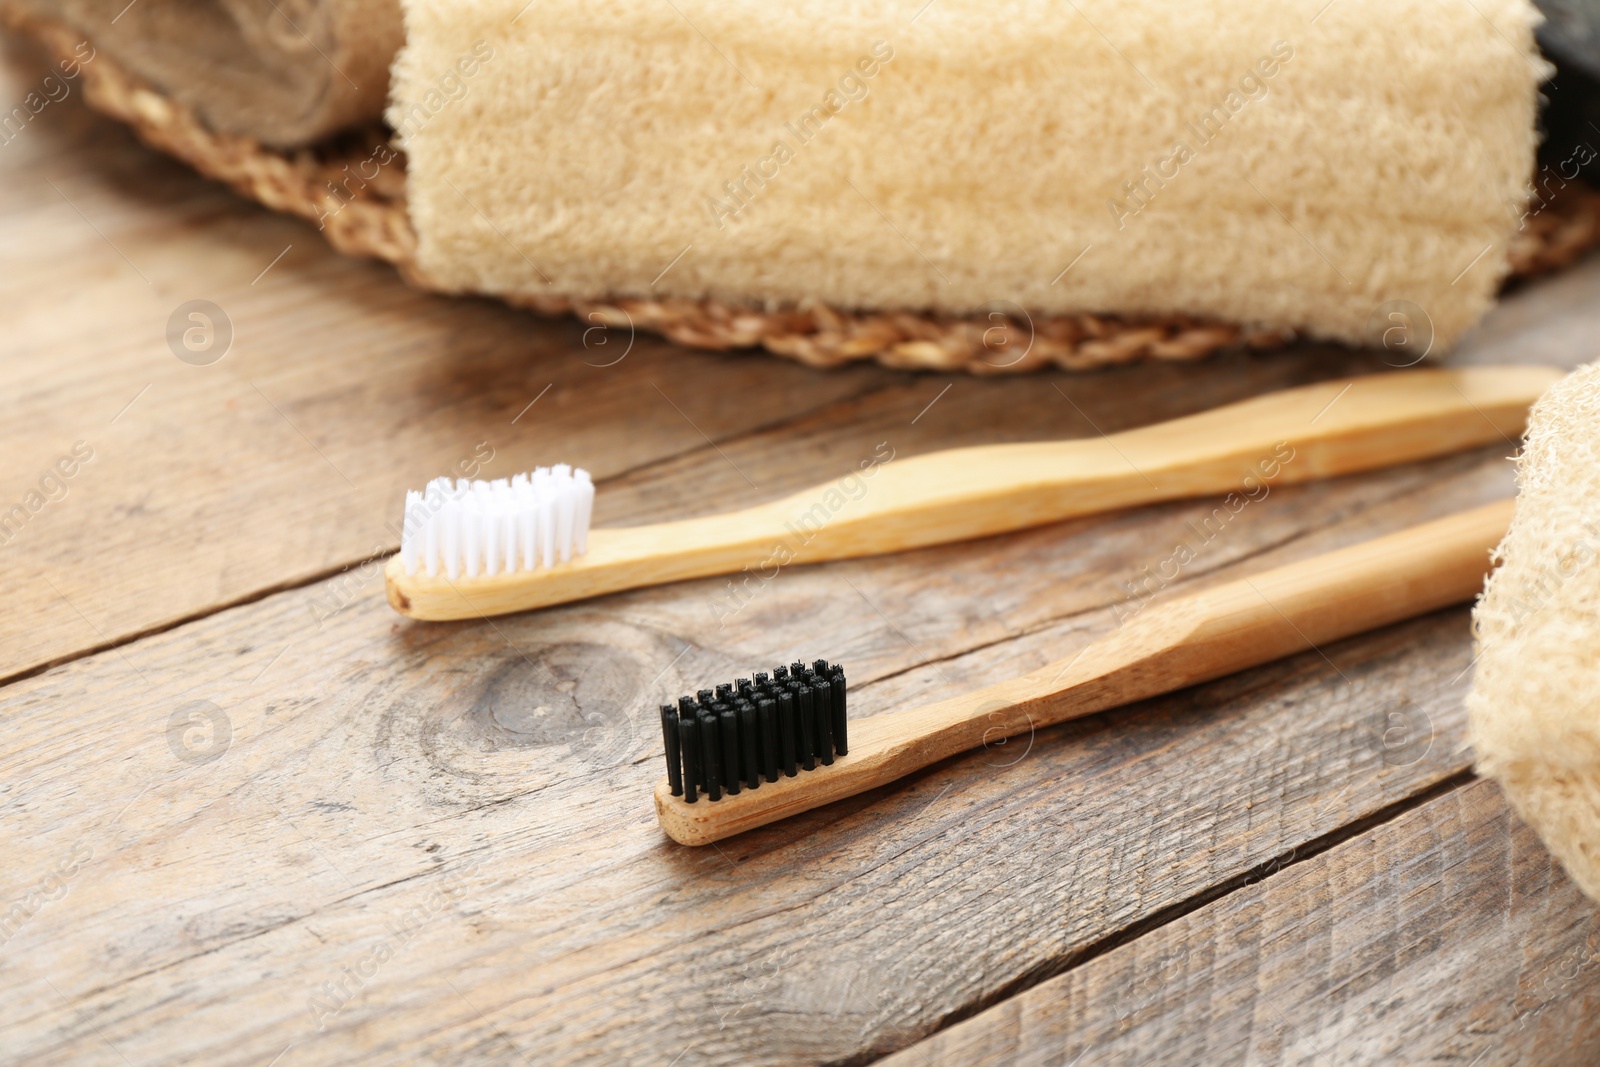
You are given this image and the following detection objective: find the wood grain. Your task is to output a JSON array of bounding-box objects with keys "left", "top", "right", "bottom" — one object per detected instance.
[
  {"left": 0, "top": 477, "right": 1531, "bottom": 1066},
  {"left": 880, "top": 778, "right": 1600, "bottom": 1067}
]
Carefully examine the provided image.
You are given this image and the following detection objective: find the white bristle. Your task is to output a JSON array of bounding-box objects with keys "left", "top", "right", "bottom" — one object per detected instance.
[
  {"left": 397, "top": 464, "right": 595, "bottom": 580},
  {"left": 513, "top": 473, "right": 535, "bottom": 570},
  {"left": 535, "top": 467, "right": 555, "bottom": 569},
  {"left": 443, "top": 493, "right": 459, "bottom": 581},
  {"left": 552, "top": 463, "right": 574, "bottom": 563},
  {"left": 492, "top": 479, "right": 513, "bottom": 575},
  {"left": 401, "top": 490, "right": 422, "bottom": 576},
  {"left": 463, "top": 507, "right": 480, "bottom": 578},
  {"left": 477, "top": 481, "right": 495, "bottom": 578}
]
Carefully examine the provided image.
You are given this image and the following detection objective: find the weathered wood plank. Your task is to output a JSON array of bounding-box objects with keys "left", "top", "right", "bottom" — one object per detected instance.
[
  {"left": 879, "top": 777, "right": 1600, "bottom": 1067},
  {"left": 0, "top": 470, "right": 1520, "bottom": 1065}
]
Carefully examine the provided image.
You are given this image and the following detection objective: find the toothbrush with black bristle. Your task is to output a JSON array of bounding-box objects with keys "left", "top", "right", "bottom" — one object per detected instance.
[
  {"left": 651, "top": 502, "right": 1518, "bottom": 847},
  {"left": 658, "top": 659, "right": 848, "bottom": 805}
]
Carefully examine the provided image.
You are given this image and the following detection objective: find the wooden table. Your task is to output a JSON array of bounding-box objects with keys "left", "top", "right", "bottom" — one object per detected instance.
[{"left": 4, "top": 35, "right": 1600, "bottom": 1067}]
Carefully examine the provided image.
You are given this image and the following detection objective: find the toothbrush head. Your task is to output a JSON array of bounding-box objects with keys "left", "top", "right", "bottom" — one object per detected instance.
[{"left": 659, "top": 659, "right": 847, "bottom": 803}]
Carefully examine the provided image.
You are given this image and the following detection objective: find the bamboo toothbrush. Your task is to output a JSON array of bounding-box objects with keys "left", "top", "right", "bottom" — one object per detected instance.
[
  {"left": 386, "top": 366, "right": 1556, "bottom": 620},
  {"left": 653, "top": 499, "right": 1512, "bottom": 845}
]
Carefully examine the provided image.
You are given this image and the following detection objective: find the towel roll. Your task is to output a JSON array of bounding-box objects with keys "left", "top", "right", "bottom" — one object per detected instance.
[
  {"left": 12, "top": 0, "right": 401, "bottom": 146},
  {"left": 1469, "top": 363, "right": 1600, "bottom": 903}
]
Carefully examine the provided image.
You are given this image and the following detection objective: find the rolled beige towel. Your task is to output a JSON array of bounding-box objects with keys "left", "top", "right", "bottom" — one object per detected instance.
[
  {"left": 11, "top": 0, "right": 401, "bottom": 146},
  {"left": 1469, "top": 363, "right": 1600, "bottom": 902}
]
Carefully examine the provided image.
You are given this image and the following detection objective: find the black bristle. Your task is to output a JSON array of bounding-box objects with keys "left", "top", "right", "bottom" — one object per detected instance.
[
  {"left": 718, "top": 706, "right": 741, "bottom": 795},
  {"left": 698, "top": 711, "right": 718, "bottom": 795},
  {"left": 740, "top": 702, "right": 761, "bottom": 790},
  {"left": 733, "top": 698, "right": 754, "bottom": 783},
  {"left": 679, "top": 716, "right": 700, "bottom": 803},
  {"left": 796, "top": 683, "right": 817, "bottom": 771},
  {"left": 658, "top": 661, "right": 848, "bottom": 802},
  {"left": 662, "top": 705, "right": 683, "bottom": 796},
  {"left": 777, "top": 688, "right": 798, "bottom": 776},
  {"left": 830, "top": 668, "right": 848, "bottom": 755},
  {"left": 814, "top": 683, "right": 834, "bottom": 765},
  {"left": 758, "top": 696, "right": 779, "bottom": 782},
  {"left": 702, "top": 712, "right": 723, "bottom": 802}
]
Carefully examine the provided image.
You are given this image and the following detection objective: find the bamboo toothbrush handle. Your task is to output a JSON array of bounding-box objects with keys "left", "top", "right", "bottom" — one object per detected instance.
[
  {"left": 389, "top": 367, "right": 1553, "bottom": 620},
  {"left": 655, "top": 499, "right": 1512, "bottom": 845}
]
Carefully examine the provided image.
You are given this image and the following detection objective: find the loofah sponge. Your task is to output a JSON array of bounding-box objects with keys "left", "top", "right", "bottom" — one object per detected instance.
[
  {"left": 1469, "top": 362, "right": 1600, "bottom": 901},
  {"left": 393, "top": 0, "right": 1545, "bottom": 350}
]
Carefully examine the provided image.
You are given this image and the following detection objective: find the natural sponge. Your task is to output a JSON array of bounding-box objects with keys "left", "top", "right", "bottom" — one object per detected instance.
[
  {"left": 1469, "top": 362, "right": 1600, "bottom": 901},
  {"left": 393, "top": 0, "right": 1546, "bottom": 349}
]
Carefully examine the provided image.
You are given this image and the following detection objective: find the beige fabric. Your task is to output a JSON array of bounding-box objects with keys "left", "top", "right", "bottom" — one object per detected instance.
[
  {"left": 392, "top": 0, "right": 1545, "bottom": 349},
  {"left": 14, "top": 0, "right": 401, "bottom": 146},
  {"left": 1470, "top": 363, "right": 1600, "bottom": 903}
]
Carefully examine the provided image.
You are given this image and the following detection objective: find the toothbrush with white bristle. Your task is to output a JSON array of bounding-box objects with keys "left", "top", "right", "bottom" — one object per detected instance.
[{"left": 382, "top": 367, "right": 1559, "bottom": 621}]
